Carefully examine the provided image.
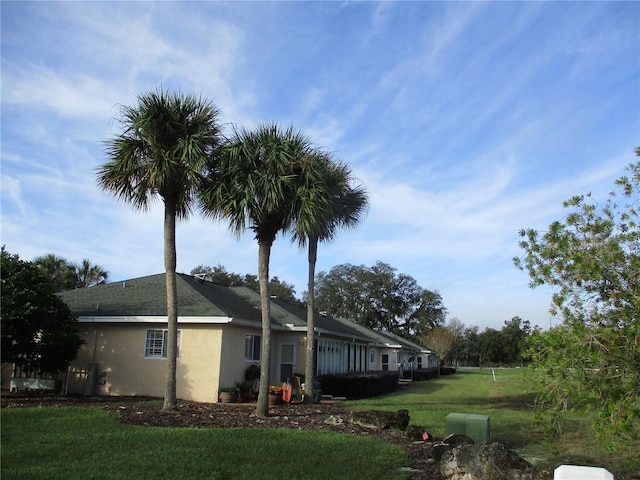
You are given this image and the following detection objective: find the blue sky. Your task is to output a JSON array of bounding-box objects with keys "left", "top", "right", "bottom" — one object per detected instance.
[{"left": 2, "top": 1, "right": 638, "bottom": 331}]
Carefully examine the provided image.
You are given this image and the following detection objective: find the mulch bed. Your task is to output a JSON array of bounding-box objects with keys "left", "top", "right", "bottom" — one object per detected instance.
[{"left": 1, "top": 393, "right": 442, "bottom": 479}]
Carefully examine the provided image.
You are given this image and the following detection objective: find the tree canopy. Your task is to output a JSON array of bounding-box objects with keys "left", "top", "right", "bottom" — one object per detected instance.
[
  {"left": 1, "top": 248, "right": 83, "bottom": 377},
  {"left": 315, "top": 261, "right": 446, "bottom": 339},
  {"left": 515, "top": 154, "right": 640, "bottom": 441},
  {"left": 33, "top": 254, "right": 108, "bottom": 290}
]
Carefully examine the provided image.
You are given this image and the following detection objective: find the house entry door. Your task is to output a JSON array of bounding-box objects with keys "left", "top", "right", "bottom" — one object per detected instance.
[{"left": 279, "top": 343, "right": 296, "bottom": 383}]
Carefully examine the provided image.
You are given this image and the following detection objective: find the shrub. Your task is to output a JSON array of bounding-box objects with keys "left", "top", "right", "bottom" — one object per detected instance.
[
  {"left": 319, "top": 371, "right": 399, "bottom": 399},
  {"left": 402, "top": 367, "right": 440, "bottom": 381}
]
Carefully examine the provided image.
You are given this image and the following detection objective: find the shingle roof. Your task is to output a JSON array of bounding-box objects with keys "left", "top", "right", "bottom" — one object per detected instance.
[
  {"left": 58, "top": 273, "right": 262, "bottom": 322},
  {"left": 376, "top": 330, "right": 435, "bottom": 353},
  {"left": 230, "top": 286, "right": 378, "bottom": 341},
  {"left": 331, "top": 316, "right": 402, "bottom": 347},
  {"left": 230, "top": 286, "right": 306, "bottom": 328}
]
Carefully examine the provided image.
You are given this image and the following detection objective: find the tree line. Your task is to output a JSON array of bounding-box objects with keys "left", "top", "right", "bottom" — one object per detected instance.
[{"left": 423, "top": 317, "right": 532, "bottom": 368}]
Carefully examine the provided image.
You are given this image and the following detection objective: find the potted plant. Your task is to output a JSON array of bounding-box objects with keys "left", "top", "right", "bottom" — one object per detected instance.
[
  {"left": 218, "top": 386, "right": 238, "bottom": 403},
  {"left": 235, "top": 381, "right": 254, "bottom": 403},
  {"left": 268, "top": 385, "right": 283, "bottom": 406},
  {"left": 245, "top": 364, "right": 260, "bottom": 398}
]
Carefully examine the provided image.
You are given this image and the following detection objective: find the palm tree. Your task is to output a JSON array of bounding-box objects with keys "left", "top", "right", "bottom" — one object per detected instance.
[
  {"left": 72, "top": 259, "right": 109, "bottom": 288},
  {"left": 33, "top": 253, "right": 76, "bottom": 290},
  {"left": 200, "top": 123, "right": 315, "bottom": 417},
  {"left": 292, "top": 153, "right": 369, "bottom": 403},
  {"left": 97, "top": 89, "right": 221, "bottom": 411}
]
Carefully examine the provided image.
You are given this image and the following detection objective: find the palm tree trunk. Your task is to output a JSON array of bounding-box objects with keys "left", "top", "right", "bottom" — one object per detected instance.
[
  {"left": 304, "top": 237, "right": 318, "bottom": 403},
  {"left": 255, "top": 239, "right": 272, "bottom": 417},
  {"left": 163, "top": 202, "right": 178, "bottom": 411}
]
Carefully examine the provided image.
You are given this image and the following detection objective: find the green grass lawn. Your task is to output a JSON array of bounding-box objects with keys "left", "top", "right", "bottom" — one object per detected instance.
[
  {"left": 1, "top": 406, "right": 406, "bottom": 480},
  {"left": 3, "top": 369, "right": 638, "bottom": 479},
  {"left": 345, "top": 368, "right": 639, "bottom": 479}
]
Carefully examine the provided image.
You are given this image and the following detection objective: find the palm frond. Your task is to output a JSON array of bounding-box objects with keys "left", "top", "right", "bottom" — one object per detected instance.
[{"left": 97, "top": 88, "right": 221, "bottom": 218}]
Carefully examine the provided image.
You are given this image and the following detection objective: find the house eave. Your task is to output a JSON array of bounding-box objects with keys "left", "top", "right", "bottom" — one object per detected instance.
[
  {"left": 77, "top": 315, "right": 233, "bottom": 324},
  {"left": 275, "top": 323, "right": 307, "bottom": 332},
  {"left": 315, "top": 327, "right": 373, "bottom": 343},
  {"left": 368, "top": 342, "right": 403, "bottom": 349}
]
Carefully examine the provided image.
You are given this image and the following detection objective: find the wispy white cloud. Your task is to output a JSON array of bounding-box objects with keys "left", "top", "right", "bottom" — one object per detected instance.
[
  {"left": 3, "top": 68, "right": 118, "bottom": 120},
  {"left": 1, "top": 1, "right": 637, "bottom": 331}
]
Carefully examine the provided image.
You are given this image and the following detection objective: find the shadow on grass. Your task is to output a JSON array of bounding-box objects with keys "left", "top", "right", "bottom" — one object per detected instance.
[{"left": 489, "top": 392, "right": 537, "bottom": 411}]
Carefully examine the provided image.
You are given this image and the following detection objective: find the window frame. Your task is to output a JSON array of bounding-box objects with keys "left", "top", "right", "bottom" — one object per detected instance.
[
  {"left": 144, "top": 329, "right": 181, "bottom": 359},
  {"left": 244, "top": 334, "right": 261, "bottom": 362}
]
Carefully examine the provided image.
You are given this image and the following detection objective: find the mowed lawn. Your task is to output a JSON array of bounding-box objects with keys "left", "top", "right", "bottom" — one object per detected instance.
[
  {"left": 345, "top": 368, "right": 639, "bottom": 479},
  {"left": 1, "top": 405, "right": 407, "bottom": 480},
  {"left": 2, "top": 369, "right": 638, "bottom": 479}
]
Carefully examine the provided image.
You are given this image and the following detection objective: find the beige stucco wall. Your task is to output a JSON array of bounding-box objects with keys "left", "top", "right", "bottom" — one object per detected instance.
[
  {"left": 179, "top": 324, "right": 224, "bottom": 402},
  {"left": 218, "top": 325, "right": 257, "bottom": 390},
  {"left": 68, "top": 322, "right": 224, "bottom": 403},
  {"left": 218, "top": 327, "right": 306, "bottom": 389},
  {"left": 368, "top": 347, "right": 398, "bottom": 371},
  {"left": 67, "top": 321, "right": 311, "bottom": 402}
]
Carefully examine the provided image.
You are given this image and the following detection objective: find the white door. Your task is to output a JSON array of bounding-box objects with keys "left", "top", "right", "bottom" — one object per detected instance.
[{"left": 279, "top": 343, "right": 296, "bottom": 383}]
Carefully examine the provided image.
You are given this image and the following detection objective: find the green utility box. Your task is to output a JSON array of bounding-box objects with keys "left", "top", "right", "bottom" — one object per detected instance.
[{"left": 445, "top": 413, "right": 490, "bottom": 444}]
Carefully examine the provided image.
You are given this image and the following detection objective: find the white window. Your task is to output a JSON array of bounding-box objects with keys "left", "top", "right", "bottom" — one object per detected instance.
[
  {"left": 244, "top": 334, "right": 261, "bottom": 361},
  {"left": 145, "top": 329, "right": 180, "bottom": 358},
  {"left": 417, "top": 356, "right": 423, "bottom": 368},
  {"left": 370, "top": 350, "right": 375, "bottom": 364}
]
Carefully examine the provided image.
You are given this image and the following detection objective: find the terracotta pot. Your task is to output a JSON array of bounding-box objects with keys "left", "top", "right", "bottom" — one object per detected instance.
[
  {"left": 219, "top": 392, "right": 236, "bottom": 403},
  {"left": 268, "top": 393, "right": 282, "bottom": 407}
]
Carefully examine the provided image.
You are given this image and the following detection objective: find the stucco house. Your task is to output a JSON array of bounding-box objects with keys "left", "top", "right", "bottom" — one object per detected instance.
[
  {"left": 5, "top": 273, "right": 436, "bottom": 402},
  {"left": 376, "top": 330, "right": 439, "bottom": 375},
  {"left": 331, "top": 317, "right": 437, "bottom": 373}
]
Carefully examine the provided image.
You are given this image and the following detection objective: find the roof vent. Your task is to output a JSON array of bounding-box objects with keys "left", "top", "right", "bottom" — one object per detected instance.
[
  {"left": 194, "top": 273, "right": 207, "bottom": 281},
  {"left": 270, "top": 295, "right": 278, "bottom": 299},
  {"left": 122, "top": 282, "right": 126, "bottom": 288},
  {"left": 319, "top": 311, "right": 328, "bottom": 316}
]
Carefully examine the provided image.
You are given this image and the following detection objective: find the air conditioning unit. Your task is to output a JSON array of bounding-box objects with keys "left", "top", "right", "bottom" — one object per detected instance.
[{"left": 445, "top": 413, "right": 490, "bottom": 444}]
